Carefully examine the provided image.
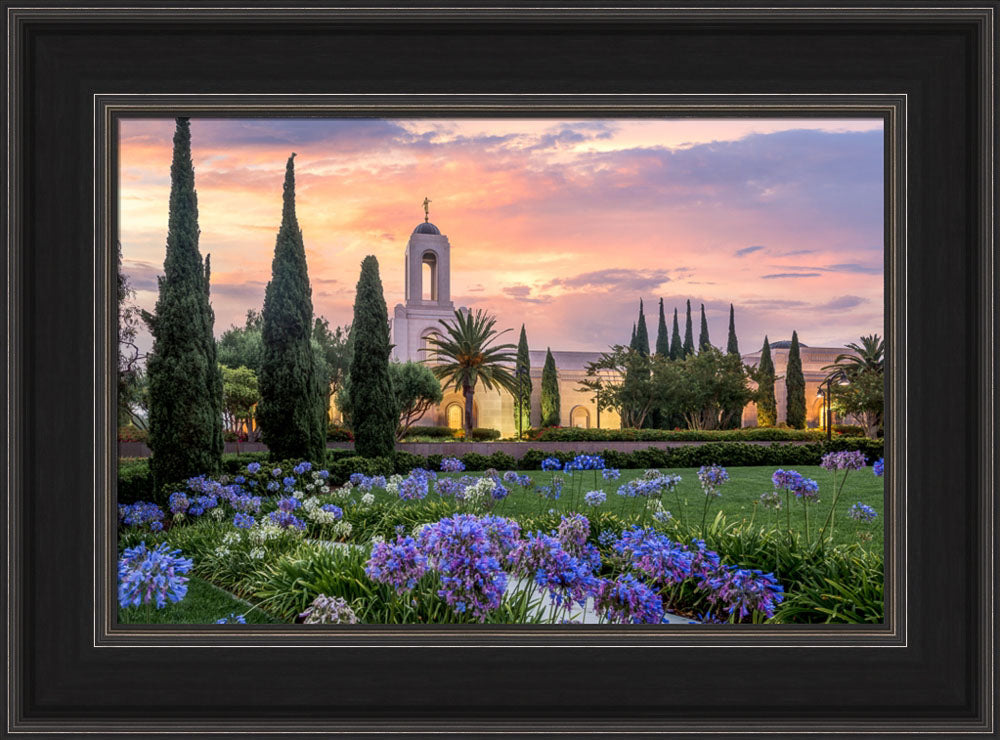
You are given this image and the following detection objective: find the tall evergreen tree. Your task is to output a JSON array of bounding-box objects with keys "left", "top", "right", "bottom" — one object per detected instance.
[
  {"left": 669, "top": 307, "right": 682, "bottom": 360},
  {"left": 785, "top": 330, "right": 806, "bottom": 429},
  {"left": 257, "top": 154, "right": 326, "bottom": 462},
  {"left": 346, "top": 256, "right": 397, "bottom": 457},
  {"left": 145, "top": 118, "right": 223, "bottom": 490},
  {"left": 630, "top": 323, "right": 636, "bottom": 347},
  {"left": 699, "top": 303, "right": 711, "bottom": 352},
  {"left": 540, "top": 348, "right": 561, "bottom": 427},
  {"left": 726, "top": 304, "right": 740, "bottom": 356},
  {"left": 633, "top": 299, "right": 650, "bottom": 356},
  {"left": 683, "top": 300, "right": 695, "bottom": 356},
  {"left": 655, "top": 298, "right": 670, "bottom": 356},
  {"left": 513, "top": 324, "right": 532, "bottom": 438},
  {"left": 756, "top": 336, "right": 777, "bottom": 427},
  {"left": 722, "top": 303, "right": 742, "bottom": 428}
]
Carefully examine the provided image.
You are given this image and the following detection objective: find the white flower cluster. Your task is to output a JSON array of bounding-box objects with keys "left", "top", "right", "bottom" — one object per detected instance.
[
  {"left": 302, "top": 496, "right": 341, "bottom": 525},
  {"left": 210, "top": 507, "right": 226, "bottom": 521},
  {"left": 360, "top": 492, "right": 375, "bottom": 507},
  {"left": 305, "top": 470, "right": 331, "bottom": 494},
  {"left": 329, "top": 521, "right": 352, "bottom": 539},
  {"left": 384, "top": 474, "right": 404, "bottom": 497},
  {"left": 331, "top": 482, "right": 352, "bottom": 501},
  {"left": 247, "top": 519, "right": 289, "bottom": 546},
  {"left": 462, "top": 476, "right": 496, "bottom": 510}
]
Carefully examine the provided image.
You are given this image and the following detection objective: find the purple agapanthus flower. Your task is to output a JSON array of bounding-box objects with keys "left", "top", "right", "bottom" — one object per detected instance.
[
  {"left": 593, "top": 574, "right": 664, "bottom": 624},
  {"left": 366, "top": 535, "right": 429, "bottom": 595}
]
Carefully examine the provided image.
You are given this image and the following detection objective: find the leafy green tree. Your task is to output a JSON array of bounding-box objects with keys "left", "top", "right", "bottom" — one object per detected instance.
[
  {"left": 579, "top": 347, "right": 666, "bottom": 429},
  {"left": 754, "top": 336, "right": 777, "bottom": 427},
  {"left": 657, "top": 348, "right": 754, "bottom": 430},
  {"left": 143, "top": 118, "right": 223, "bottom": 489},
  {"left": 655, "top": 298, "right": 670, "bottom": 356},
  {"left": 683, "top": 299, "right": 695, "bottom": 356},
  {"left": 785, "top": 330, "right": 806, "bottom": 429},
  {"left": 823, "top": 333, "right": 885, "bottom": 438},
  {"left": 346, "top": 256, "right": 397, "bottom": 457},
  {"left": 540, "top": 348, "right": 561, "bottom": 427},
  {"left": 699, "top": 303, "right": 711, "bottom": 352},
  {"left": 390, "top": 362, "right": 444, "bottom": 440},
  {"left": 669, "top": 308, "right": 682, "bottom": 360},
  {"left": 513, "top": 324, "right": 532, "bottom": 438},
  {"left": 312, "top": 317, "right": 353, "bottom": 425},
  {"left": 425, "top": 309, "right": 518, "bottom": 439},
  {"left": 220, "top": 365, "right": 260, "bottom": 435},
  {"left": 341, "top": 361, "right": 443, "bottom": 440},
  {"left": 257, "top": 154, "right": 326, "bottom": 462},
  {"left": 217, "top": 310, "right": 264, "bottom": 372},
  {"left": 830, "top": 368, "right": 884, "bottom": 439},
  {"left": 117, "top": 241, "right": 145, "bottom": 428}
]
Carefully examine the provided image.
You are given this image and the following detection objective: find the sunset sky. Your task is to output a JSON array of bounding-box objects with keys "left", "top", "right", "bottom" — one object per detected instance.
[{"left": 120, "top": 117, "right": 884, "bottom": 357}]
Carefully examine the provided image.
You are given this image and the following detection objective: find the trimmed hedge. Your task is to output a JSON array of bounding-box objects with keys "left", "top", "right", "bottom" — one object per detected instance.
[
  {"left": 527, "top": 426, "right": 868, "bottom": 443},
  {"left": 117, "top": 439, "right": 885, "bottom": 503},
  {"left": 402, "top": 425, "right": 456, "bottom": 439}
]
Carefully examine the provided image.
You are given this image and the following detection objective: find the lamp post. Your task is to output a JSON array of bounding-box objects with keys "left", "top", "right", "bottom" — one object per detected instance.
[{"left": 817, "top": 379, "right": 833, "bottom": 442}]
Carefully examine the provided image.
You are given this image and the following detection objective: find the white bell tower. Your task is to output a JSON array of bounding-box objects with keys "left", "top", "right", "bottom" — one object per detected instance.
[{"left": 391, "top": 204, "right": 455, "bottom": 363}]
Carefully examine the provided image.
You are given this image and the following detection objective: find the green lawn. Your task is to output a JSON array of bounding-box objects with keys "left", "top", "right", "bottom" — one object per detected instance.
[
  {"left": 117, "top": 576, "right": 281, "bottom": 625},
  {"left": 350, "top": 465, "right": 885, "bottom": 552}
]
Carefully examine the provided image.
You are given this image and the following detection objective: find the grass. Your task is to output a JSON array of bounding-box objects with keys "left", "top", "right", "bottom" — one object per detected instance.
[
  {"left": 351, "top": 465, "right": 885, "bottom": 552},
  {"left": 117, "top": 575, "right": 282, "bottom": 625}
]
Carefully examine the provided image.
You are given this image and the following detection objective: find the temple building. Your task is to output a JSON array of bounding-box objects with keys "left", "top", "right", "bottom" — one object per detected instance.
[
  {"left": 386, "top": 211, "right": 854, "bottom": 437},
  {"left": 389, "top": 215, "right": 619, "bottom": 437}
]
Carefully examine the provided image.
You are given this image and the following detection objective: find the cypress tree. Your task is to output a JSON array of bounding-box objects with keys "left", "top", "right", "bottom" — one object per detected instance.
[
  {"left": 634, "top": 299, "right": 650, "bottom": 356},
  {"left": 756, "top": 336, "right": 777, "bottom": 427},
  {"left": 699, "top": 303, "right": 711, "bottom": 352},
  {"left": 145, "top": 117, "right": 223, "bottom": 490},
  {"left": 347, "top": 256, "right": 397, "bottom": 457},
  {"left": 630, "top": 323, "right": 636, "bottom": 347},
  {"left": 655, "top": 298, "right": 670, "bottom": 356},
  {"left": 683, "top": 300, "right": 695, "bottom": 356},
  {"left": 258, "top": 153, "right": 326, "bottom": 463},
  {"left": 722, "top": 303, "right": 742, "bottom": 429},
  {"left": 785, "top": 330, "right": 806, "bottom": 429},
  {"left": 669, "top": 308, "right": 681, "bottom": 360},
  {"left": 726, "top": 303, "right": 740, "bottom": 356},
  {"left": 513, "top": 324, "right": 532, "bottom": 438},
  {"left": 540, "top": 348, "right": 560, "bottom": 427}
]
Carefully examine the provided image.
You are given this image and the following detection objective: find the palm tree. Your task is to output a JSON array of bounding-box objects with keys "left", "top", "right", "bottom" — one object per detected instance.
[
  {"left": 422, "top": 309, "right": 518, "bottom": 438},
  {"left": 822, "top": 333, "right": 884, "bottom": 379}
]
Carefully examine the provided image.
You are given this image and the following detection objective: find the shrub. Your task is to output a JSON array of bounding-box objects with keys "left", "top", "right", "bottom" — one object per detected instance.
[
  {"left": 832, "top": 424, "right": 866, "bottom": 437},
  {"left": 327, "top": 455, "right": 394, "bottom": 485},
  {"left": 530, "top": 427, "right": 826, "bottom": 443},
  {"left": 118, "top": 425, "right": 149, "bottom": 443},
  {"left": 459, "top": 452, "right": 493, "bottom": 471},
  {"left": 220, "top": 452, "right": 270, "bottom": 475},
  {"left": 469, "top": 427, "right": 501, "bottom": 441},
  {"left": 118, "top": 458, "right": 155, "bottom": 504},
  {"left": 327, "top": 424, "right": 353, "bottom": 442},
  {"left": 487, "top": 451, "right": 517, "bottom": 471},
  {"left": 392, "top": 451, "right": 427, "bottom": 475},
  {"left": 401, "top": 425, "right": 456, "bottom": 439}
]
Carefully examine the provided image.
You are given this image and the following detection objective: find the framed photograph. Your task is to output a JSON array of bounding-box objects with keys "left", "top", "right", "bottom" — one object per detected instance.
[{"left": 5, "top": 3, "right": 997, "bottom": 737}]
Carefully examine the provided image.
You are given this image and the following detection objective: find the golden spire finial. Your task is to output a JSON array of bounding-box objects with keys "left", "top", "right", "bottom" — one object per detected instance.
[{"left": 422, "top": 196, "right": 431, "bottom": 222}]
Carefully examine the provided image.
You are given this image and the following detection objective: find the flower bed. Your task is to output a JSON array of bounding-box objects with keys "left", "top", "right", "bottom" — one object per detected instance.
[{"left": 117, "top": 452, "right": 885, "bottom": 625}]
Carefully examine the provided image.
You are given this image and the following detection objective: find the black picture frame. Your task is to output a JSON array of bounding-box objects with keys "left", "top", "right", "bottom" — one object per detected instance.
[{"left": 4, "top": 2, "right": 996, "bottom": 737}]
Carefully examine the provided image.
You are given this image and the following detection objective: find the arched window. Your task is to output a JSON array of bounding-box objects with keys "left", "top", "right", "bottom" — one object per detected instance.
[
  {"left": 570, "top": 405, "right": 590, "bottom": 429},
  {"left": 422, "top": 251, "right": 438, "bottom": 301},
  {"left": 446, "top": 403, "right": 463, "bottom": 430}
]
